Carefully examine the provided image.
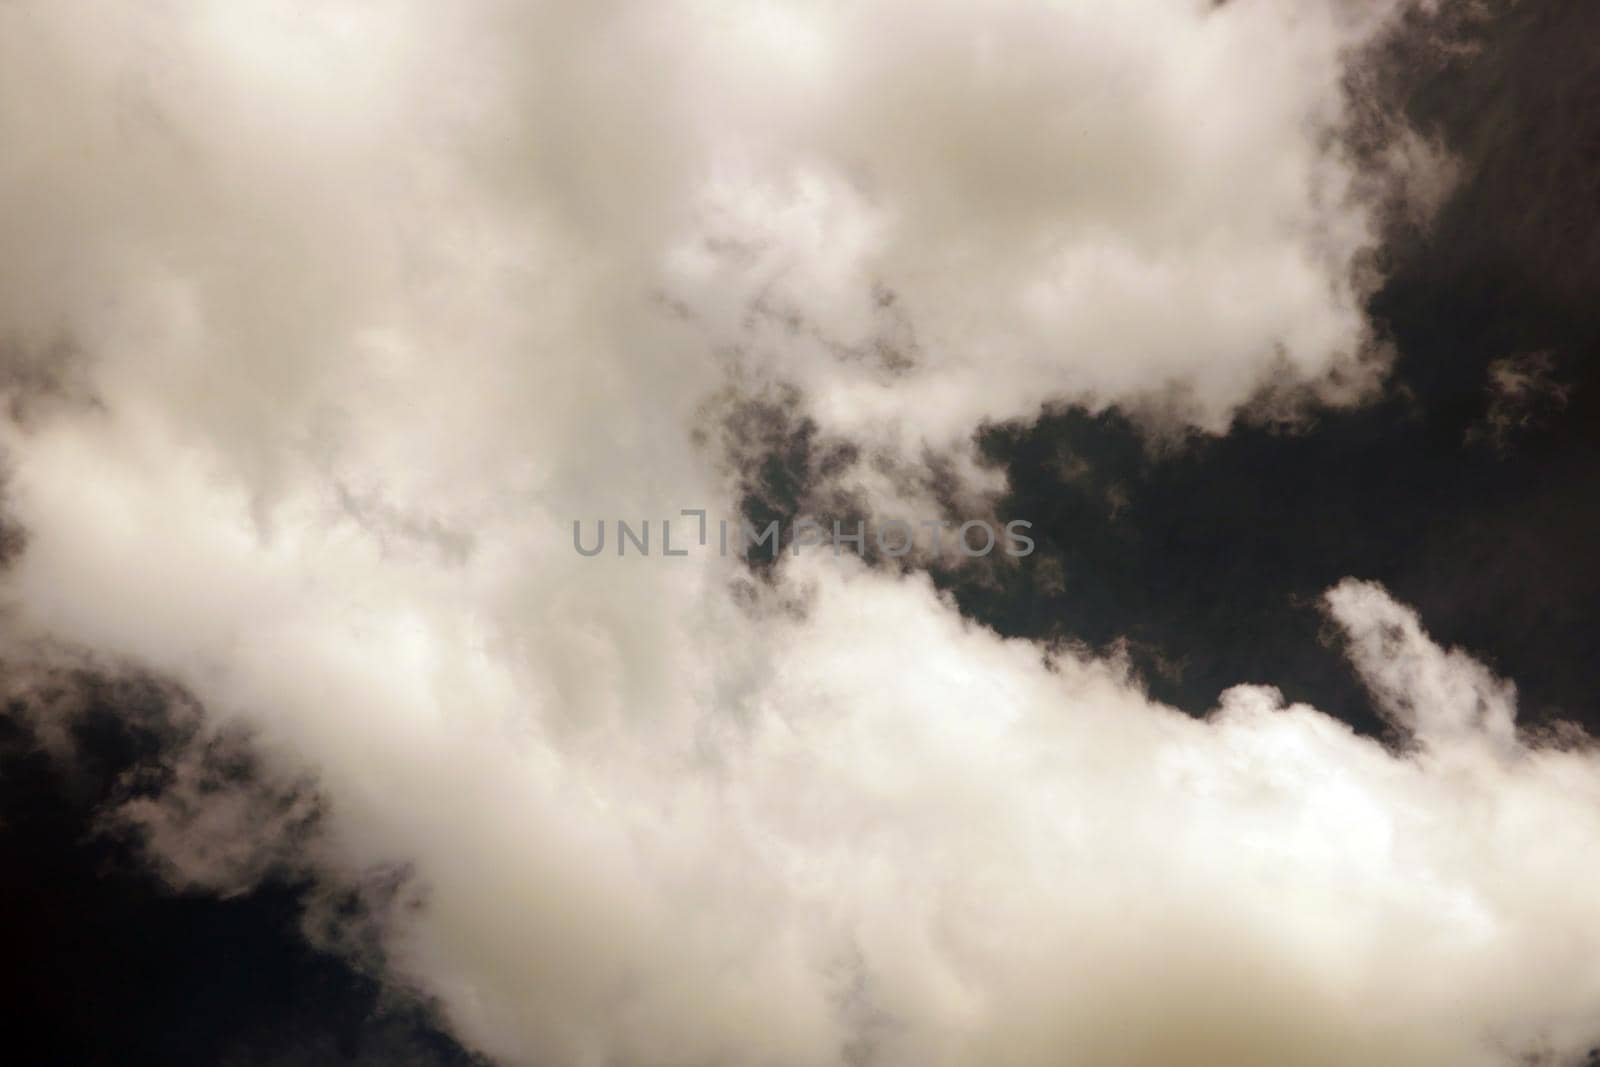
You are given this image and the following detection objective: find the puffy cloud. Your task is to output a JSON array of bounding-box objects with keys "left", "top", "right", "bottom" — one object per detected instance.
[
  {"left": 649, "top": 0, "right": 1431, "bottom": 442},
  {"left": 8, "top": 3, "right": 1596, "bottom": 1067},
  {"left": 14, "top": 529, "right": 1600, "bottom": 1065},
  {"left": 1325, "top": 576, "right": 1521, "bottom": 751},
  {"left": 1, "top": 0, "right": 1441, "bottom": 465}
]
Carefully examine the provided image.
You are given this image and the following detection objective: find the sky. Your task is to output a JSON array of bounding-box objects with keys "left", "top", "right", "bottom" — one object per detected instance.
[{"left": 1, "top": 1, "right": 1598, "bottom": 1065}]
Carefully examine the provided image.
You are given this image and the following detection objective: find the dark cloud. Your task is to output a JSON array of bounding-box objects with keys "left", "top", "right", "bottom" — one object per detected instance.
[{"left": 1468, "top": 351, "right": 1573, "bottom": 451}]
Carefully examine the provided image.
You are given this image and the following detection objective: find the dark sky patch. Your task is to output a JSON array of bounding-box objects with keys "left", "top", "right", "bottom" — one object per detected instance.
[
  {"left": 0, "top": 669, "right": 484, "bottom": 1067},
  {"left": 936, "top": 0, "right": 1600, "bottom": 734}
]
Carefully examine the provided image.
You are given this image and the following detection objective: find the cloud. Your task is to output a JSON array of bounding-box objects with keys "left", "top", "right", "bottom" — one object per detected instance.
[
  {"left": 642, "top": 0, "right": 1450, "bottom": 443},
  {"left": 1467, "top": 352, "right": 1573, "bottom": 452},
  {"left": 1325, "top": 576, "right": 1521, "bottom": 750},
  {"left": 0, "top": 0, "right": 1442, "bottom": 458},
  {"left": 8, "top": 2, "right": 1597, "bottom": 1067},
  {"left": 19, "top": 543, "right": 1600, "bottom": 1065}
]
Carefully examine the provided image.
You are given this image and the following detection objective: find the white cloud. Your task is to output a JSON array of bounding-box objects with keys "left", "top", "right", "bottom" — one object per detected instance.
[{"left": 9, "top": 3, "right": 1594, "bottom": 1067}]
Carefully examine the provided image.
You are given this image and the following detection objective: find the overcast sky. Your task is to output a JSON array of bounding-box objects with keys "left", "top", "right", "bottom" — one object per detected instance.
[{"left": 3, "top": 2, "right": 1599, "bottom": 1065}]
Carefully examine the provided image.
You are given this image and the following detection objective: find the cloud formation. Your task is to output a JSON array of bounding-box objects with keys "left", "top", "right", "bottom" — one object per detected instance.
[{"left": 7, "top": 2, "right": 1598, "bottom": 1066}]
